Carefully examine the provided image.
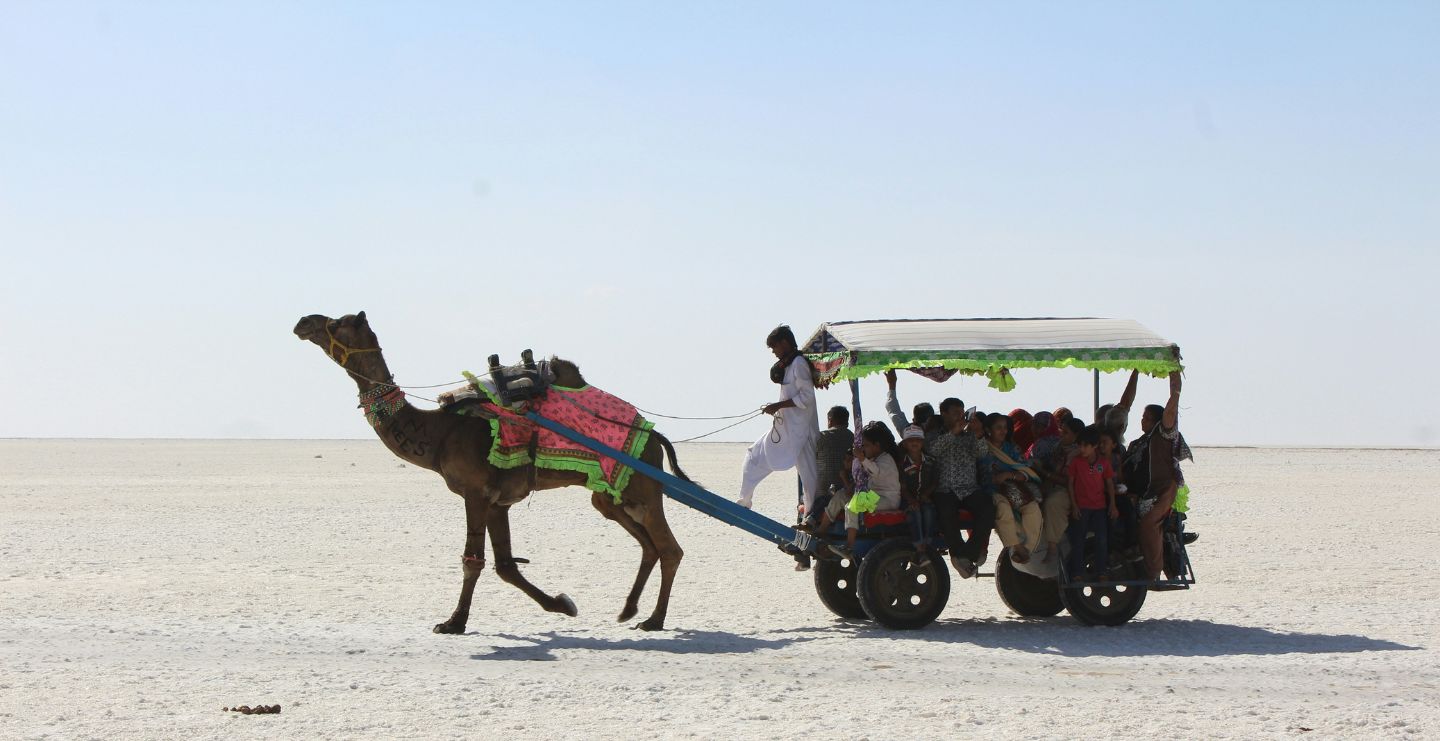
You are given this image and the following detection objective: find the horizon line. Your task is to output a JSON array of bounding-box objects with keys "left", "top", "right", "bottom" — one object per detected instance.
[{"left": 1, "top": 437, "right": 1437, "bottom": 452}]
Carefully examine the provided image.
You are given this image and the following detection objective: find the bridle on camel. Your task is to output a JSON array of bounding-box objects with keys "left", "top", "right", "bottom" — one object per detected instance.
[{"left": 325, "top": 321, "right": 384, "bottom": 368}]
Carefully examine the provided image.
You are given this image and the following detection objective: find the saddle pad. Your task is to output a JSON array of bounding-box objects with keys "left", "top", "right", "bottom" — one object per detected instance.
[{"left": 473, "top": 382, "right": 653, "bottom": 503}]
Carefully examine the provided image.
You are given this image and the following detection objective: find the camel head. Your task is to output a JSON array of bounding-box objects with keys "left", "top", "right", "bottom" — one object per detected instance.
[{"left": 294, "top": 311, "right": 385, "bottom": 373}]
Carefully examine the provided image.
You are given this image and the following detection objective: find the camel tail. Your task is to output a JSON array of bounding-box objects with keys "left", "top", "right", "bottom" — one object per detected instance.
[{"left": 650, "top": 431, "right": 694, "bottom": 484}]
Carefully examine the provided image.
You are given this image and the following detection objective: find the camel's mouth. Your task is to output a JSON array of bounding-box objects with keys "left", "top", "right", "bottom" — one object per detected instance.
[{"left": 294, "top": 315, "right": 328, "bottom": 343}]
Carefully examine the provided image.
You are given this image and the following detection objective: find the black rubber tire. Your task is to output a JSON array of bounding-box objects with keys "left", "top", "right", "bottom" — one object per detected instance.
[
  {"left": 813, "top": 555, "right": 868, "bottom": 620},
  {"left": 995, "top": 550, "right": 1063, "bottom": 617},
  {"left": 1060, "top": 563, "right": 1148, "bottom": 626},
  {"left": 855, "top": 538, "right": 951, "bottom": 630}
]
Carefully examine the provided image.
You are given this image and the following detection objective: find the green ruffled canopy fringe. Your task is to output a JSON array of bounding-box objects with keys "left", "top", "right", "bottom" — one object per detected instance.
[{"left": 807, "top": 350, "right": 1183, "bottom": 391}]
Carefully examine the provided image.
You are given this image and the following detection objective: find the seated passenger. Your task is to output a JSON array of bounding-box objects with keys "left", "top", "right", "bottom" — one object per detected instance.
[
  {"left": 981, "top": 413, "right": 1044, "bottom": 564},
  {"left": 1040, "top": 417, "right": 1086, "bottom": 563},
  {"left": 1122, "top": 372, "right": 1189, "bottom": 579},
  {"left": 927, "top": 399, "right": 992, "bottom": 579},
  {"left": 1009, "top": 409, "right": 1036, "bottom": 452},
  {"left": 817, "top": 422, "right": 903, "bottom": 557},
  {"left": 1066, "top": 426, "right": 1118, "bottom": 582},
  {"left": 897, "top": 425, "right": 938, "bottom": 566},
  {"left": 794, "top": 405, "right": 855, "bottom": 571},
  {"left": 1026, "top": 410, "right": 1059, "bottom": 460},
  {"left": 1099, "top": 427, "right": 1137, "bottom": 553}
]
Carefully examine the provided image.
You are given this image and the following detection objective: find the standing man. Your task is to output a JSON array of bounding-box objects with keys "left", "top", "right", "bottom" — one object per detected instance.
[{"left": 737, "top": 326, "right": 820, "bottom": 516}]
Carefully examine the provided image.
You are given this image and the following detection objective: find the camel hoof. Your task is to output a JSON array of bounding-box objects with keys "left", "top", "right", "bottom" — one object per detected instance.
[
  {"left": 617, "top": 603, "right": 639, "bottom": 623},
  {"left": 635, "top": 617, "right": 665, "bottom": 632},
  {"left": 433, "top": 621, "right": 466, "bottom": 635},
  {"left": 555, "top": 593, "right": 578, "bottom": 617}
]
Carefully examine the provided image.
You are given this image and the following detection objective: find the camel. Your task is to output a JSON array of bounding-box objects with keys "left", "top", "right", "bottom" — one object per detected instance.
[{"left": 293, "top": 312, "right": 688, "bottom": 632}]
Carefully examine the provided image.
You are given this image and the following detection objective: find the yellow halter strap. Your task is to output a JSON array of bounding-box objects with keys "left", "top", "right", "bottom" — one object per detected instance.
[{"left": 326, "top": 323, "right": 382, "bottom": 367}]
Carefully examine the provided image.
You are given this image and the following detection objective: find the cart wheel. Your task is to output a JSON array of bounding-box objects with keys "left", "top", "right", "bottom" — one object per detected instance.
[
  {"left": 1060, "top": 567, "right": 1147, "bottom": 626},
  {"left": 813, "top": 555, "right": 868, "bottom": 620},
  {"left": 856, "top": 538, "right": 950, "bottom": 630},
  {"left": 995, "top": 550, "right": 1063, "bottom": 617}
]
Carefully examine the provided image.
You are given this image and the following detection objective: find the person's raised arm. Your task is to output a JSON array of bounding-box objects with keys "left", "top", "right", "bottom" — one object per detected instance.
[
  {"left": 883, "top": 369, "right": 909, "bottom": 431},
  {"left": 1163, "top": 371, "right": 1181, "bottom": 430},
  {"left": 1117, "top": 369, "right": 1139, "bottom": 411}
]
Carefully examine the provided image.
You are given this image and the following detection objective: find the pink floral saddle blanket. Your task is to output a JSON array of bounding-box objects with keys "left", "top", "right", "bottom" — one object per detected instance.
[{"left": 445, "top": 377, "right": 653, "bottom": 502}]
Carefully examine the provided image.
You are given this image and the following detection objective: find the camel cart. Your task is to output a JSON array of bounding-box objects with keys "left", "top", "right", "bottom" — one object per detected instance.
[{"left": 532, "top": 317, "right": 1194, "bottom": 630}]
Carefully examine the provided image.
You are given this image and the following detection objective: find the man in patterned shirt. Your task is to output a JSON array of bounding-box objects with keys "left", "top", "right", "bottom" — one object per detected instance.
[
  {"left": 926, "top": 397, "right": 992, "bottom": 578},
  {"left": 794, "top": 406, "right": 855, "bottom": 571}
]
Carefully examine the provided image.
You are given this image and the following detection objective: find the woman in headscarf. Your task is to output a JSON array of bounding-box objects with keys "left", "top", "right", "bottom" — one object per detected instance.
[
  {"left": 1009, "top": 409, "right": 1036, "bottom": 453},
  {"left": 980, "top": 413, "right": 1044, "bottom": 564}
]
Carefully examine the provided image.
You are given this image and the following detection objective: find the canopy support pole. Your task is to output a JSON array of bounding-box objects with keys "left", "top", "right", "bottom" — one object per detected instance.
[
  {"left": 1093, "top": 369, "right": 1100, "bottom": 422},
  {"left": 849, "top": 378, "right": 863, "bottom": 438}
]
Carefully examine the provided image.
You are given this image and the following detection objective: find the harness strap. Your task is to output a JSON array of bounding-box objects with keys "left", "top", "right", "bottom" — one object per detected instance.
[{"left": 326, "top": 323, "right": 382, "bottom": 366}]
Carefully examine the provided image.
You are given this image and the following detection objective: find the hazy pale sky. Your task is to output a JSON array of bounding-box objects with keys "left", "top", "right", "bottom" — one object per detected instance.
[{"left": 2, "top": 2, "right": 1436, "bottom": 447}]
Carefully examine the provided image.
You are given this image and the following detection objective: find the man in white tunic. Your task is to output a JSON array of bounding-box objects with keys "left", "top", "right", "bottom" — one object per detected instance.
[{"left": 737, "top": 326, "right": 821, "bottom": 514}]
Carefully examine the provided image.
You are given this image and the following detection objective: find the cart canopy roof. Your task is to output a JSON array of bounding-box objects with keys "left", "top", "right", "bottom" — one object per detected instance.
[{"left": 800, "top": 318, "right": 1182, "bottom": 389}]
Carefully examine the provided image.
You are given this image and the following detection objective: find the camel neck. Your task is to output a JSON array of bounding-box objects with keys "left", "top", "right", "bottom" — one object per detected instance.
[
  {"left": 348, "top": 363, "right": 395, "bottom": 395},
  {"left": 343, "top": 349, "right": 451, "bottom": 472},
  {"left": 372, "top": 403, "right": 445, "bottom": 471}
]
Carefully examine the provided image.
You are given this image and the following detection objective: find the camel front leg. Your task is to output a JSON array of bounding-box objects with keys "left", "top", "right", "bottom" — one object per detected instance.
[
  {"left": 433, "top": 493, "right": 491, "bottom": 635},
  {"left": 489, "top": 505, "right": 579, "bottom": 617}
]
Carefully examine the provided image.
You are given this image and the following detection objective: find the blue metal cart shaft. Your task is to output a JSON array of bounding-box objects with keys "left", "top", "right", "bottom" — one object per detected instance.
[{"left": 524, "top": 412, "right": 817, "bottom": 555}]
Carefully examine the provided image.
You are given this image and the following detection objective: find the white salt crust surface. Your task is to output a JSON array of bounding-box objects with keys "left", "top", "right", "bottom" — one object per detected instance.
[{"left": 1, "top": 440, "right": 1436, "bottom": 740}]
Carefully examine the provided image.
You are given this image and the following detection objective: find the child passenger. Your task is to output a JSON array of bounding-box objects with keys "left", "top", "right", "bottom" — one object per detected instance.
[
  {"left": 897, "top": 425, "right": 938, "bottom": 566},
  {"left": 817, "top": 422, "right": 903, "bottom": 558},
  {"left": 1066, "top": 426, "right": 1119, "bottom": 582}
]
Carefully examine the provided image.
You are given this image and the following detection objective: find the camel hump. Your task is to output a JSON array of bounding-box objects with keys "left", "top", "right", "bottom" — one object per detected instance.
[{"left": 548, "top": 357, "right": 586, "bottom": 388}]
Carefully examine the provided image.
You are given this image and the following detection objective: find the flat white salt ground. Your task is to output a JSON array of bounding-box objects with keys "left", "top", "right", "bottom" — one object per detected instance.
[{"left": 1, "top": 440, "right": 1436, "bottom": 740}]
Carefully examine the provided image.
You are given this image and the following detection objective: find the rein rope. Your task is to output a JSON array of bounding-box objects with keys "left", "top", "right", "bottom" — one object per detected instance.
[
  {"left": 547, "top": 393, "right": 767, "bottom": 444},
  {"left": 324, "top": 326, "right": 765, "bottom": 439}
]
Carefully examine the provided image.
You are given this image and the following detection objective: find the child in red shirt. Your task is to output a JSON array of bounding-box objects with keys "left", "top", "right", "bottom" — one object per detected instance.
[{"left": 1066, "top": 426, "right": 1119, "bottom": 582}]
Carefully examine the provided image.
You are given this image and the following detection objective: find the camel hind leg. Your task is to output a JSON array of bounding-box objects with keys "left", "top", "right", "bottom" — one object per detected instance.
[
  {"left": 592, "top": 491, "right": 659, "bottom": 623},
  {"left": 488, "top": 505, "right": 579, "bottom": 617},
  {"left": 627, "top": 483, "right": 683, "bottom": 631}
]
